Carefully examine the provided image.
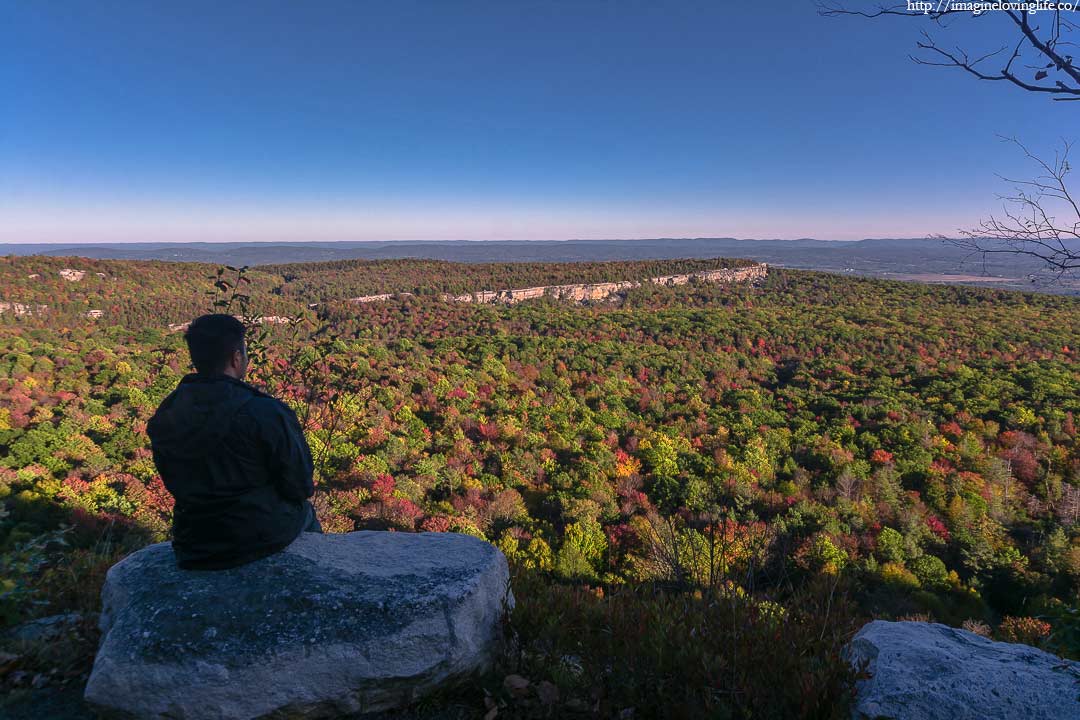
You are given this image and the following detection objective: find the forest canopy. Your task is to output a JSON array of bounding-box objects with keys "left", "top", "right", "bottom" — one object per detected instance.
[{"left": 1, "top": 254, "right": 1078, "bottom": 716}]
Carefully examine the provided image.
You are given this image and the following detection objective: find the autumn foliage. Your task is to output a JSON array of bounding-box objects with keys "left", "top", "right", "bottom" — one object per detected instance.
[{"left": 1, "top": 255, "right": 1079, "bottom": 714}]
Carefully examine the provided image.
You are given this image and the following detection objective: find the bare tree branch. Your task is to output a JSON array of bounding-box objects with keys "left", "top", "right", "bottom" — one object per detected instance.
[
  {"left": 819, "top": 4, "right": 1080, "bottom": 98},
  {"left": 939, "top": 137, "right": 1080, "bottom": 282}
]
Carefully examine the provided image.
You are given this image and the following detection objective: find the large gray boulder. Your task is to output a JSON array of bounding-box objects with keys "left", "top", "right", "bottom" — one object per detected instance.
[
  {"left": 84, "top": 531, "right": 513, "bottom": 719},
  {"left": 848, "top": 620, "right": 1080, "bottom": 720}
]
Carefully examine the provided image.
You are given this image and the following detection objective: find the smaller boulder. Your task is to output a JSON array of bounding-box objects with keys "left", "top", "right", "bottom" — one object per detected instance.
[
  {"left": 7, "top": 613, "right": 84, "bottom": 643},
  {"left": 848, "top": 620, "right": 1080, "bottom": 720}
]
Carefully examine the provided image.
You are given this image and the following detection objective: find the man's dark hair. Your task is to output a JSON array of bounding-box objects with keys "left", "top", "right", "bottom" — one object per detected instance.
[{"left": 184, "top": 314, "right": 246, "bottom": 375}]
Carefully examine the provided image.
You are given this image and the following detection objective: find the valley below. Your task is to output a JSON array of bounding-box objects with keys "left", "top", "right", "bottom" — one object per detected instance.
[{"left": 0, "top": 253, "right": 1077, "bottom": 719}]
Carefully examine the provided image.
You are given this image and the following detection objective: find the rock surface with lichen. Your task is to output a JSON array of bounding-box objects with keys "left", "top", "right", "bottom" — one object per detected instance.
[
  {"left": 847, "top": 620, "right": 1080, "bottom": 720},
  {"left": 84, "top": 531, "right": 513, "bottom": 719}
]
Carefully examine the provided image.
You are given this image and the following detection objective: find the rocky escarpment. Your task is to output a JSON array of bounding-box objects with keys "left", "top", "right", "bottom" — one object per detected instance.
[
  {"left": 351, "top": 292, "right": 415, "bottom": 303},
  {"left": 848, "top": 620, "right": 1080, "bottom": 720},
  {"left": 0, "top": 302, "right": 105, "bottom": 319},
  {"left": 345, "top": 262, "right": 769, "bottom": 305},
  {"left": 0, "top": 301, "right": 48, "bottom": 316},
  {"left": 84, "top": 531, "right": 513, "bottom": 719},
  {"left": 166, "top": 315, "right": 296, "bottom": 333},
  {"left": 440, "top": 262, "right": 768, "bottom": 304}
]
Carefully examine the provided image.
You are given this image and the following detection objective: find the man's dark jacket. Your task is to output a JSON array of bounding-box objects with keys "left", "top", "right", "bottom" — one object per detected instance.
[{"left": 147, "top": 373, "right": 314, "bottom": 570}]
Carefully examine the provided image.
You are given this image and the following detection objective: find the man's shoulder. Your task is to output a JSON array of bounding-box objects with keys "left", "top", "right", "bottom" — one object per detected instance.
[
  {"left": 240, "top": 392, "right": 287, "bottom": 413},
  {"left": 238, "top": 392, "right": 298, "bottom": 424}
]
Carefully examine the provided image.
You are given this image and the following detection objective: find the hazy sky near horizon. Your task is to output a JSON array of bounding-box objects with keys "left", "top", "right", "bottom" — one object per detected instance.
[{"left": 1, "top": 1, "right": 1070, "bottom": 243}]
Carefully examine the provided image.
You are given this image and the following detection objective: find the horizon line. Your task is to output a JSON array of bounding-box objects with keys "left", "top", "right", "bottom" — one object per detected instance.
[{"left": 0, "top": 236, "right": 946, "bottom": 246}]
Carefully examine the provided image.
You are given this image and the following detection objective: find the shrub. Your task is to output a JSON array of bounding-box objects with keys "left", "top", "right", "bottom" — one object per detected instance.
[
  {"left": 0, "top": 527, "right": 70, "bottom": 626},
  {"left": 1038, "top": 601, "right": 1080, "bottom": 659},
  {"left": 997, "top": 616, "right": 1052, "bottom": 646},
  {"left": 880, "top": 562, "right": 920, "bottom": 590},
  {"left": 910, "top": 554, "right": 950, "bottom": 590},
  {"left": 876, "top": 527, "right": 905, "bottom": 563},
  {"left": 505, "top": 569, "right": 860, "bottom": 719}
]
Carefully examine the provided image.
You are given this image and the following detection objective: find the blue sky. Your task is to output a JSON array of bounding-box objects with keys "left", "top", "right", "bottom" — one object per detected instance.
[{"left": 0, "top": 1, "right": 1069, "bottom": 242}]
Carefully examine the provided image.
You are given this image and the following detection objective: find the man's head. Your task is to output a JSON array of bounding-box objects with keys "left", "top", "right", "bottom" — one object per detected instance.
[{"left": 184, "top": 314, "right": 248, "bottom": 379}]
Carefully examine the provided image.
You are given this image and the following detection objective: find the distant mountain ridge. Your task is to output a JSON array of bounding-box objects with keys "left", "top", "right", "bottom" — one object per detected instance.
[
  {"left": 2, "top": 238, "right": 1077, "bottom": 294},
  {"left": 2, "top": 237, "right": 872, "bottom": 263}
]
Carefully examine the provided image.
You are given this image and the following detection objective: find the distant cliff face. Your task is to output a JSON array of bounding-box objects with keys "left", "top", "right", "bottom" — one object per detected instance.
[
  {"left": 0, "top": 301, "right": 105, "bottom": 319},
  {"left": 166, "top": 315, "right": 295, "bottom": 333},
  {"left": 351, "top": 292, "right": 413, "bottom": 303},
  {"left": 344, "top": 262, "right": 768, "bottom": 306},
  {"left": 439, "top": 263, "right": 768, "bottom": 305},
  {"left": 0, "top": 301, "right": 48, "bottom": 316}
]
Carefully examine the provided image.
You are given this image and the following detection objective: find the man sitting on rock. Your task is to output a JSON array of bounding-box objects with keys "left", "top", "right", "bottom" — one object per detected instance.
[{"left": 147, "top": 313, "right": 322, "bottom": 570}]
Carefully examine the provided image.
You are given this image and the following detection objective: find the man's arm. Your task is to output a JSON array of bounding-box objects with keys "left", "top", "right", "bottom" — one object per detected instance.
[{"left": 259, "top": 399, "right": 315, "bottom": 502}]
